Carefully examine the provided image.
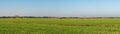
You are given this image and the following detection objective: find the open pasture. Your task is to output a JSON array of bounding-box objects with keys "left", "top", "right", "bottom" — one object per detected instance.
[{"left": 0, "top": 18, "right": 120, "bottom": 34}]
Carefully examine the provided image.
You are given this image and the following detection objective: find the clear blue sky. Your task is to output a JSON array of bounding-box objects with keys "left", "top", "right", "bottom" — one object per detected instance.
[{"left": 0, "top": 0, "right": 120, "bottom": 17}]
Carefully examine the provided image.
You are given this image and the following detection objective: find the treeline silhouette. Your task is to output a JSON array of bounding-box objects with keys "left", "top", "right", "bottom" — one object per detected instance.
[{"left": 0, "top": 16, "right": 120, "bottom": 19}]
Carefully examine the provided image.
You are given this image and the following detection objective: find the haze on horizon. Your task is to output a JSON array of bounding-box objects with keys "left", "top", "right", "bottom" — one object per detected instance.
[{"left": 0, "top": 0, "right": 120, "bottom": 17}]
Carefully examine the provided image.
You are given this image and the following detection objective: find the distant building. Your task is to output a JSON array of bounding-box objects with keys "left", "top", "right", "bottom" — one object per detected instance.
[{"left": 15, "top": 15, "right": 20, "bottom": 18}]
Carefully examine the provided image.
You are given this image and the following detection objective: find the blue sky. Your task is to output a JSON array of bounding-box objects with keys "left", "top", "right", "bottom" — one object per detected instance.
[{"left": 0, "top": 0, "right": 120, "bottom": 17}]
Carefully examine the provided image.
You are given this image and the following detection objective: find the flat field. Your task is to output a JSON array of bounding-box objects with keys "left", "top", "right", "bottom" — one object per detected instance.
[{"left": 0, "top": 18, "right": 120, "bottom": 34}]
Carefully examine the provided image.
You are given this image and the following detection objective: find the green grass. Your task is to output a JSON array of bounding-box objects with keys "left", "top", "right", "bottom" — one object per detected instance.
[{"left": 0, "top": 18, "right": 120, "bottom": 34}]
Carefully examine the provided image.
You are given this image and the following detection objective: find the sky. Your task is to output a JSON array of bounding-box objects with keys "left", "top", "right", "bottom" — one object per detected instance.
[{"left": 0, "top": 0, "right": 120, "bottom": 17}]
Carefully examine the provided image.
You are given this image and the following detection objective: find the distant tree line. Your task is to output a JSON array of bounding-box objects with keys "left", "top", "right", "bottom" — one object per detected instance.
[{"left": 0, "top": 16, "right": 120, "bottom": 19}]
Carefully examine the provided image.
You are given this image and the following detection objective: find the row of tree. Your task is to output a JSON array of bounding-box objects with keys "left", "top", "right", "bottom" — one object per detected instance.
[{"left": 0, "top": 16, "right": 120, "bottom": 19}]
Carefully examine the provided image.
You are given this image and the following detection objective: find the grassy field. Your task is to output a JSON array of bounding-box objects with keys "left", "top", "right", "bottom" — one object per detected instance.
[{"left": 0, "top": 18, "right": 120, "bottom": 34}]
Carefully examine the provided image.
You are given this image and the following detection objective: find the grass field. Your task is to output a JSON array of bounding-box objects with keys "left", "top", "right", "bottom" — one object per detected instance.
[{"left": 0, "top": 18, "right": 120, "bottom": 34}]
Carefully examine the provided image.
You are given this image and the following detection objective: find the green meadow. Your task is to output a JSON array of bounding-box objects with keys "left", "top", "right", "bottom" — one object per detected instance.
[{"left": 0, "top": 18, "right": 120, "bottom": 34}]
